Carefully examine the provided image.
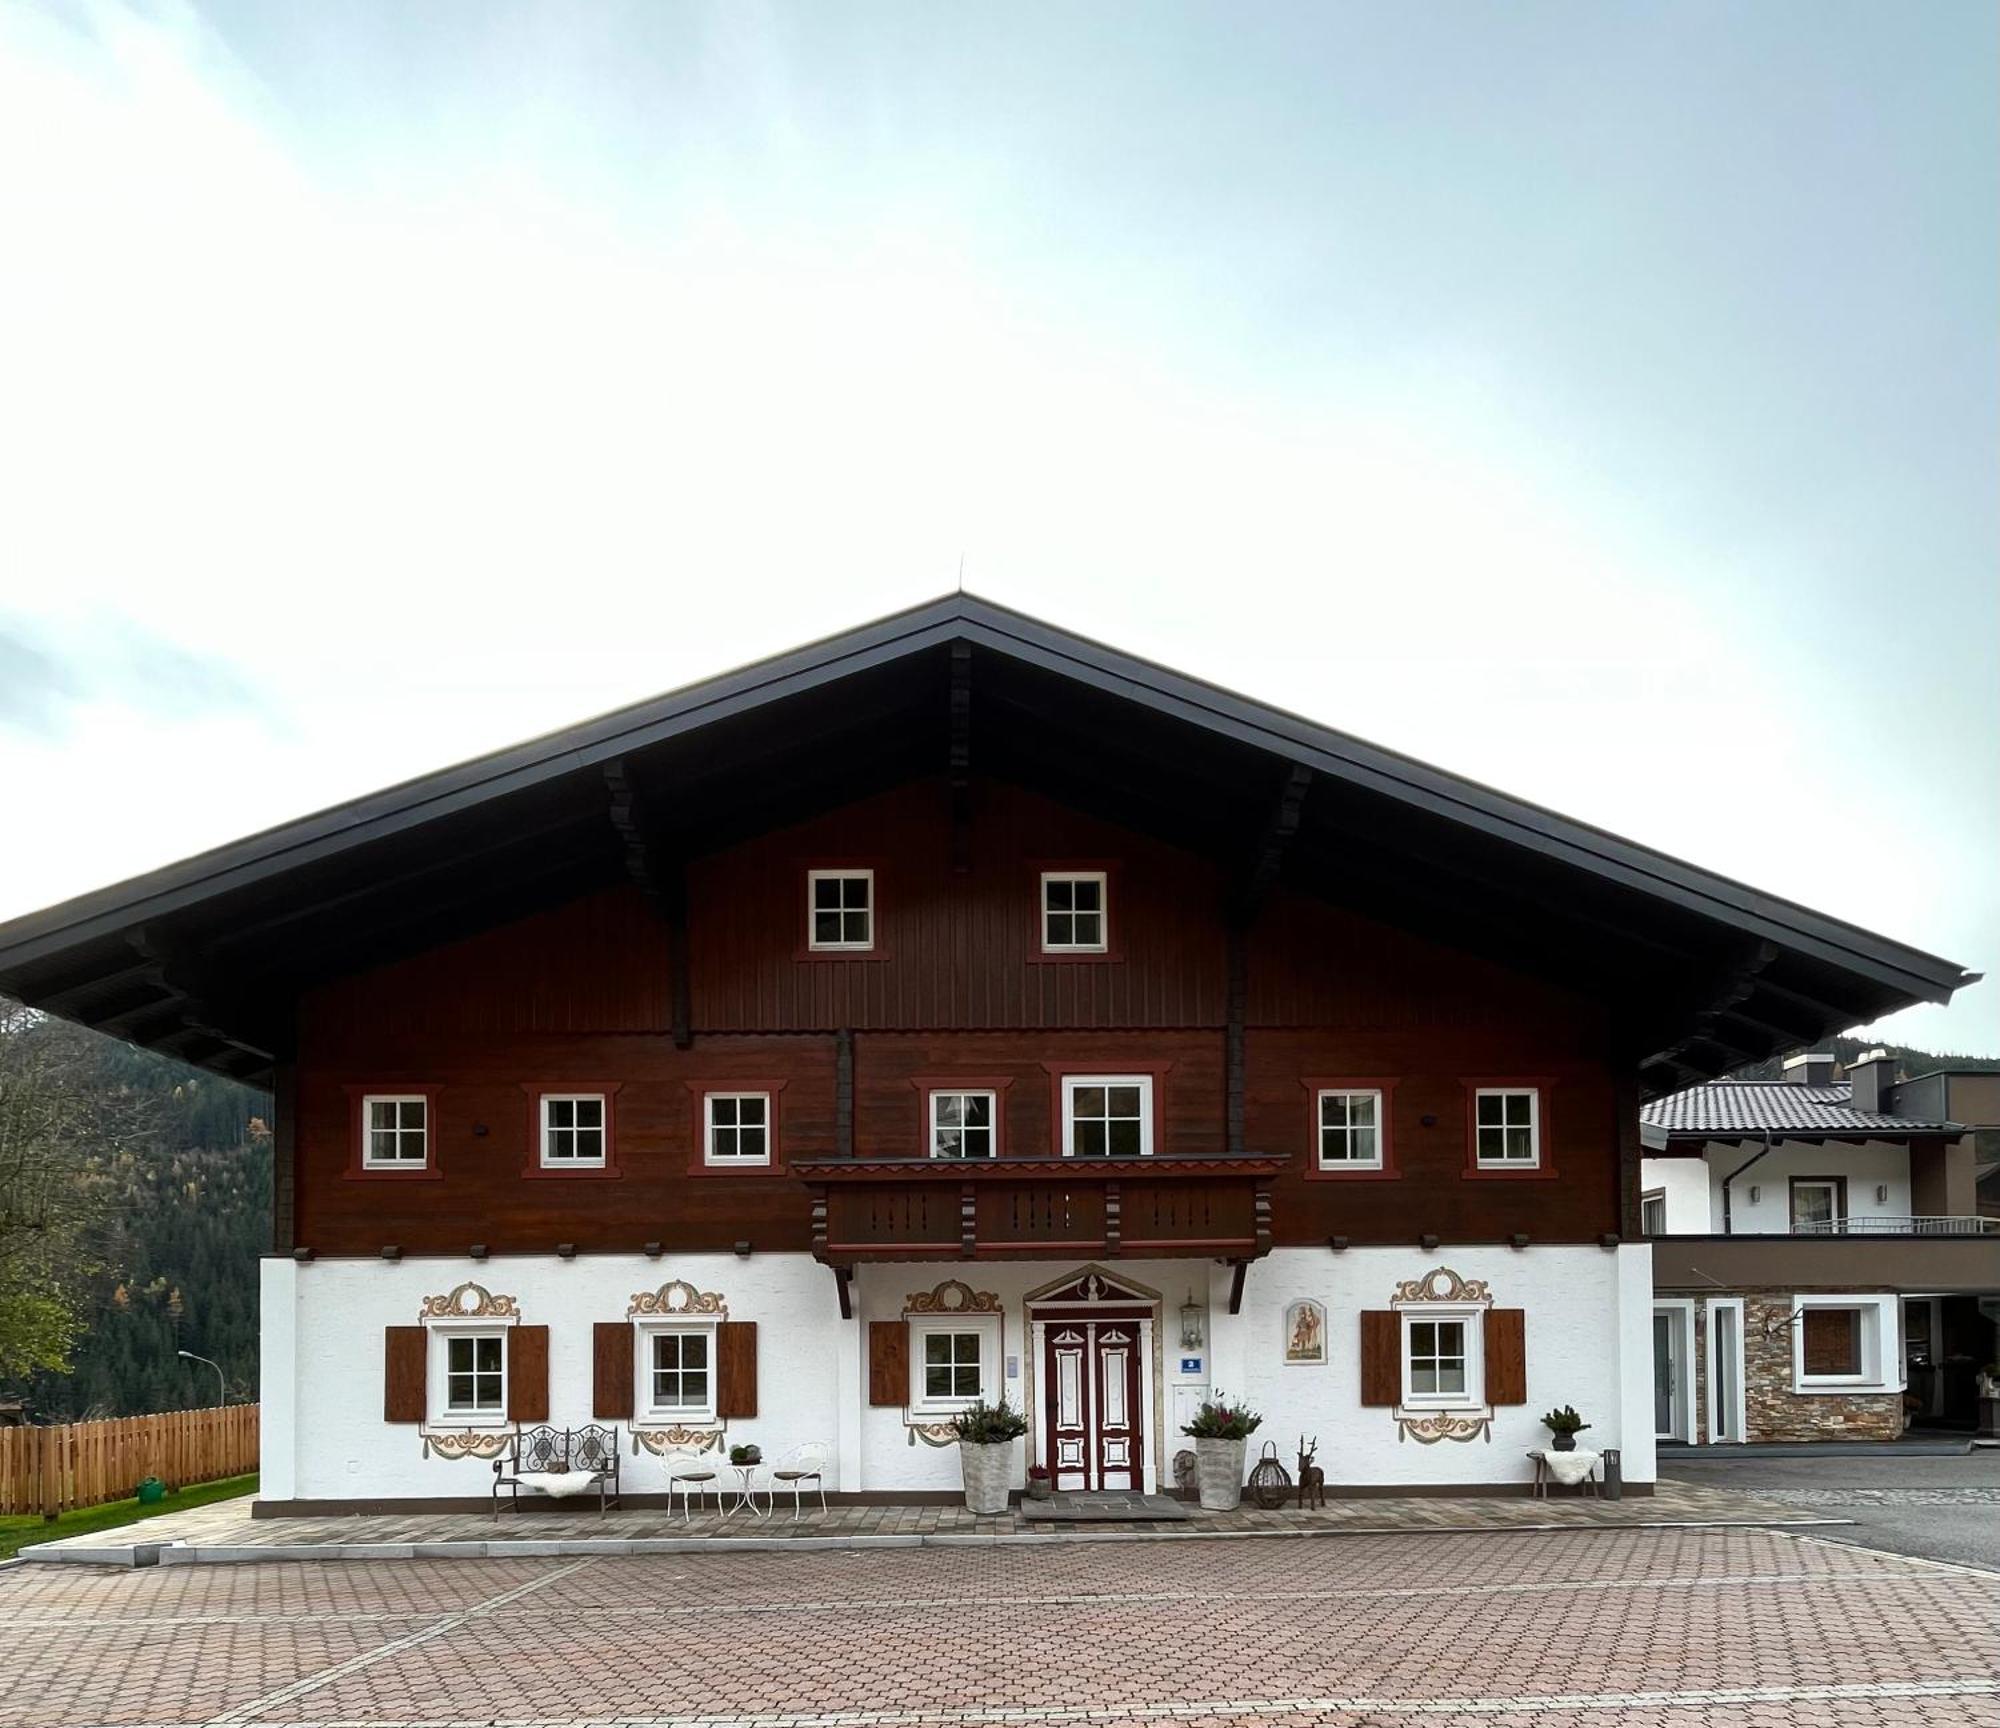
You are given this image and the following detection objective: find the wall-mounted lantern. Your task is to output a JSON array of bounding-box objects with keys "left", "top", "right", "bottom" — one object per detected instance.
[{"left": 1179, "top": 1291, "right": 1205, "bottom": 1350}]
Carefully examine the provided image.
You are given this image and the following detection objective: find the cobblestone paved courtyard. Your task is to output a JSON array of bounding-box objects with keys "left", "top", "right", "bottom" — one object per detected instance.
[{"left": 3, "top": 1527, "right": 1994, "bottom": 1728}]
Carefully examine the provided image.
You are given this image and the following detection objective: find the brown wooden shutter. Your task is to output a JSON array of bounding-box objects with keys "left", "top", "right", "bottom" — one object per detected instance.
[
  {"left": 717, "top": 1321, "right": 759, "bottom": 1419},
  {"left": 868, "top": 1320, "right": 909, "bottom": 1407},
  {"left": 384, "top": 1325, "right": 426, "bottom": 1422},
  {"left": 1359, "top": 1310, "right": 1400, "bottom": 1406},
  {"left": 1802, "top": 1308, "right": 1860, "bottom": 1376},
  {"left": 1484, "top": 1308, "right": 1527, "bottom": 1405},
  {"left": 593, "top": 1321, "right": 634, "bottom": 1419},
  {"left": 508, "top": 1325, "right": 550, "bottom": 1423}
]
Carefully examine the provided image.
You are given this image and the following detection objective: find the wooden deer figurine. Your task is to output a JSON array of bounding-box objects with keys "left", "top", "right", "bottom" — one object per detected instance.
[{"left": 1295, "top": 1435, "right": 1324, "bottom": 1509}]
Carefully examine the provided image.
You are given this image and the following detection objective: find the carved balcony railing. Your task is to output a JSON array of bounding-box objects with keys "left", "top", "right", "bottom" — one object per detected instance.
[{"left": 791, "top": 1153, "right": 1286, "bottom": 1265}]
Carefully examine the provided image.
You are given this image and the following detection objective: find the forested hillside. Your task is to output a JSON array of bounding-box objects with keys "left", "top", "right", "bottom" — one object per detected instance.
[
  {"left": 1728, "top": 1036, "right": 2000, "bottom": 1084},
  {"left": 0, "top": 1002, "right": 268, "bottom": 1420}
]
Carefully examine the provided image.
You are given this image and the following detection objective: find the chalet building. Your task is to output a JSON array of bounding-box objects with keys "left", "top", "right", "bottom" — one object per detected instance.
[
  {"left": 1643, "top": 1055, "right": 2000, "bottom": 1447},
  {"left": 0, "top": 598, "right": 1976, "bottom": 1509}
]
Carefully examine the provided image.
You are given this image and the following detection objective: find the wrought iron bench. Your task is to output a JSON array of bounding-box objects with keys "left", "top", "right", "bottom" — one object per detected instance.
[{"left": 492, "top": 1424, "right": 622, "bottom": 1519}]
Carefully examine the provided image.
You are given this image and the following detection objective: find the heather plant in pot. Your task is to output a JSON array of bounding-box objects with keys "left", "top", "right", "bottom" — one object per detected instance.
[
  {"left": 1181, "top": 1393, "right": 1263, "bottom": 1510},
  {"left": 1541, "top": 1405, "right": 1591, "bottom": 1452},
  {"left": 953, "top": 1397, "right": 1028, "bottom": 1515}
]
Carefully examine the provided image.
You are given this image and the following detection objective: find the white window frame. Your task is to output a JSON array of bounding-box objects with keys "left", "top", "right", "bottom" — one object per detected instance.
[
  {"left": 427, "top": 1324, "right": 508, "bottom": 1428},
  {"left": 1640, "top": 1190, "right": 1667, "bottom": 1236},
  {"left": 361, "top": 1093, "right": 429, "bottom": 1169},
  {"left": 908, "top": 1315, "right": 1002, "bottom": 1417},
  {"left": 635, "top": 1321, "right": 720, "bottom": 1424},
  {"left": 1789, "top": 1179, "right": 1843, "bottom": 1234},
  {"left": 1704, "top": 1296, "right": 1747, "bottom": 1445},
  {"left": 929, "top": 1089, "right": 998, "bottom": 1160},
  {"left": 1791, "top": 1294, "right": 1898, "bottom": 1393},
  {"left": 539, "top": 1093, "right": 608, "bottom": 1168},
  {"left": 1315, "top": 1088, "right": 1384, "bottom": 1170},
  {"left": 704, "top": 1092, "right": 773, "bottom": 1167},
  {"left": 1040, "top": 870, "right": 1109, "bottom": 953},
  {"left": 1473, "top": 1087, "right": 1541, "bottom": 1169},
  {"left": 1400, "top": 1308, "right": 1484, "bottom": 1411},
  {"left": 1060, "top": 1074, "right": 1154, "bottom": 1158},
  {"left": 807, "top": 868, "right": 875, "bottom": 951}
]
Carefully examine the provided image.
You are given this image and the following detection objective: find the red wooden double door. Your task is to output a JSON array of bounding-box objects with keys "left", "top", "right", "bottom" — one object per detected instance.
[{"left": 1040, "top": 1313, "right": 1145, "bottom": 1491}]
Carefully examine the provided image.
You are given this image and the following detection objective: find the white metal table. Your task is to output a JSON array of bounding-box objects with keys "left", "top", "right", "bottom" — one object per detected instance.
[{"left": 724, "top": 1463, "right": 767, "bottom": 1518}]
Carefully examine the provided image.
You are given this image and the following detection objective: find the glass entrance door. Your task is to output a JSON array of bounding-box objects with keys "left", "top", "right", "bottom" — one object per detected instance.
[{"left": 1653, "top": 1309, "right": 1686, "bottom": 1439}]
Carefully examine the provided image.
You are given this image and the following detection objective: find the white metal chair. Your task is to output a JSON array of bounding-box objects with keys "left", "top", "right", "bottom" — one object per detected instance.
[
  {"left": 662, "top": 1447, "right": 720, "bottom": 1524},
  {"left": 771, "top": 1441, "right": 830, "bottom": 1520}
]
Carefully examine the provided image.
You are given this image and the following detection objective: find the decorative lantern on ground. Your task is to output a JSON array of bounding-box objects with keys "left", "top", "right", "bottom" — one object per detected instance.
[{"left": 1247, "top": 1441, "right": 1292, "bottom": 1509}]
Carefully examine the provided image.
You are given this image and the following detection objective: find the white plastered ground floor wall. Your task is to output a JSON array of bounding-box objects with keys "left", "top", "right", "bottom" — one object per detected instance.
[{"left": 260, "top": 1244, "right": 1656, "bottom": 1502}]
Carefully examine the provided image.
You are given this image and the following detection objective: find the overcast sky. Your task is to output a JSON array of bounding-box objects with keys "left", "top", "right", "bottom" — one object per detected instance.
[{"left": 1, "top": 2, "right": 1994, "bottom": 1052}]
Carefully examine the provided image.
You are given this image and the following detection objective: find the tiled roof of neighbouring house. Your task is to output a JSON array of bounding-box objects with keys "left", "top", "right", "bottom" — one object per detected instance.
[{"left": 1640, "top": 1081, "right": 1961, "bottom": 1138}]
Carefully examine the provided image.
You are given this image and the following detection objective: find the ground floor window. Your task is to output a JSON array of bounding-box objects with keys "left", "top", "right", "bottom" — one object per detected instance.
[
  {"left": 1401, "top": 1309, "right": 1482, "bottom": 1410},
  {"left": 1790, "top": 1295, "right": 1894, "bottom": 1391},
  {"left": 437, "top": 1331, "right": 505, "bottom": 1421},
  {"left": 909, "top": 1316, "right": 1000, "bottom": 1415},
  {"left": 645, "top": 1327, "right": 716, "bottom": 1421}
]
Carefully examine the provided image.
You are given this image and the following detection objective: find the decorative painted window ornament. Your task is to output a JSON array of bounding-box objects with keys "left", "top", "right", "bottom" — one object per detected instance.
[
  {"left": 1389, "top": 1265, "right": 1495, "bottom": 1446},
  {"left": 1283, "top": 1299, "right": 1327, "bottom": 1365},
  {"left": 904, "top": 1278, "right": 1002, "bottom": 1315},
  {"left": 632, "top": 1426, "right": 724, "bottom": 1456},
  {"left": 417, "top": 1281, "right": 521, "bottom": 1322},
  {"left": 627, "top": 1279, "right": 728, "bottom": 1319}
]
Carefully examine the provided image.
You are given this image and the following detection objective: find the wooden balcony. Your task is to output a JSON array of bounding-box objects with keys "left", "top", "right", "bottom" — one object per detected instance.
[{"left": 792, "top": 1153, "right": 1286, "bottom": 1266}]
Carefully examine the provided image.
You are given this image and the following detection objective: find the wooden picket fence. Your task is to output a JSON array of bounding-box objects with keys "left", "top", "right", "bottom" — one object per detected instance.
[{"left": 0, "top": 1404, "right": 259, "bottom": 1518}]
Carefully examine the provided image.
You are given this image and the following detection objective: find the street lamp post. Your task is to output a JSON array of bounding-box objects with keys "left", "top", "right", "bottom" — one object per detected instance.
[{"left": 177, "top": 1350, "right": 226, "bottom": 1408}]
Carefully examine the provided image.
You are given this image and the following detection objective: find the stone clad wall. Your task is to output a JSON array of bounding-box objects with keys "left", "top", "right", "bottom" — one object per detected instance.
[{"left": 1741, "top": 1295, "right": 1900, "bottom": 1442}]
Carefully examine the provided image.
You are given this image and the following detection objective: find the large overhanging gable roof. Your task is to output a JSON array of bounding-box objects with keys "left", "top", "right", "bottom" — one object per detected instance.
[{"left": 0, "top": 594, "right": 1975, "bottom": 1088}]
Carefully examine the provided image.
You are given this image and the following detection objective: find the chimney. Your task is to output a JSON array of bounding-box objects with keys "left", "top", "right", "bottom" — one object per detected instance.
[
  {"left": 1782, "top": 1051, "right": 1838, "bottom": 1087},
  {"left": 1847, "top": 1048, "right": 1896, "bottom": 1113}
]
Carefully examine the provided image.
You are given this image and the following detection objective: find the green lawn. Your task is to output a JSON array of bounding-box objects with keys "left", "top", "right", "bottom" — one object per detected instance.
[{"left": 0, "top": 1473, "right": 257, "bottom": 1562}]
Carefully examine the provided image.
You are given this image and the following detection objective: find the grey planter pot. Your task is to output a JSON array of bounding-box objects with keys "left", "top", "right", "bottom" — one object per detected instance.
[
  {"left": 959, "top": 1440, "right": 1014, "bottom": 1515},
  {"left": 1193, "top": 1436, "right": 1246, "bottom": 1511}
]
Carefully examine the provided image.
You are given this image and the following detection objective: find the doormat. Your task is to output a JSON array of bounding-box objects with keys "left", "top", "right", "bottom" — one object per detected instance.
[{"left": 1020, "top": 1492, "right": 1191, "bottom": 1522}]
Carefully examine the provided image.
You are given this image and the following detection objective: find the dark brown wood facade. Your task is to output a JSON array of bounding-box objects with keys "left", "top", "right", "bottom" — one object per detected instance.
[{"left": 289, "top": 778, "right": 1623, "bottom": 1259}]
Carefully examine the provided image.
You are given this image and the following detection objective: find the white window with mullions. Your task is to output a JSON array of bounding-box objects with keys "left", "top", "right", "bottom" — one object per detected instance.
[
  {"left": 363, "top": 1094, "right": 429, "bottom": 1168},
  {"left": 540, "top": 1094, "right": 607, "bottom": 1167},
  {"left": 930, "top": 1090, "right": 997, "bottom": 1159},
  {"left": 1402, "top": 1311, "right": 1482, "bottom": 1410},
  {"left": 647, "top": 1328, "right": 714, "bottom": 1420},
  {"left": 1316, "top": 1089, "right": 1383, "bottom": 1169},
  {"left": 808, "top": 869, "right": 874, "bottom": 950},
  {"left": 1474, "top": 1088, "right": 1540, "bottom": 1168},
  {"left": 908, "top": 1316, "right": 1000, "bottom": 1416},
  {"left": 1062, "top": 1075, "right": 1153, "bottom": 1158},
  {"left": 444, "top": 1332, "right": 504, "bottom": 1416},
  {"left": 704, "top": 1093, "right": 772, "bottom": 1166},
  {"left": 1040, "top": 870, "right": 1108, "bottom": 952}
]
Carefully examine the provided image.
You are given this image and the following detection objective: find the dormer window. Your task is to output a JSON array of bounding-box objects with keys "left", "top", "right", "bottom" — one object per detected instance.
[
  {"left": 808, "top": 869, "right": 874, "bottom": 951},
  {"left": 1040, "top": 871, "right": 1107, "bottom": 953}
]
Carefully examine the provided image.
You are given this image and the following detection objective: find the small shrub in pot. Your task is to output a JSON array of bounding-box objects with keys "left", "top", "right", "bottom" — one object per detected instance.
[{"left": 1181, "top": 1393, "right": 1263, "bottom": 1511}]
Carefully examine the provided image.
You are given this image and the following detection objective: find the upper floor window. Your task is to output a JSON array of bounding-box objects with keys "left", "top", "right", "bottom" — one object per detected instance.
[
  {"left": 1641, "top": 1190, "right": 1666, "bottom": 1236},
  {"left": 1062, "top": 1075, "right": 1152, "bottom": 1158},
  {"left": 1790, "top": 1178, "right": 1844, "bottom": 1234},
  {"left": 808, "top": 869, "right": 874, "bottom": 950},
  {"left": 540, "top": 1094, "right": 607, "bottom": 1167},
  {"left": 931, "top": 1089, "right": 997, "bottom": 1159},
  {"left": 363, "top": 1095, "right": 429, "bottom": 1169},
  {"left": 1317, "top": 1089, "right": 1383, "bottom": 1169},
  {"left": 705, "top": 1093, "right": 772, "bottom": 1166},
  {"left": 1473, "top": 1088, "right": 1540, "bottom": 1169},
  {"left": 1041, "top": 870, "right": 1107, "bottom": 953}
]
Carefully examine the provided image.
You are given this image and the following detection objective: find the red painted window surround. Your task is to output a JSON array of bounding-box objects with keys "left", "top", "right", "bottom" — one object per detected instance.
[
  {"left": 1026, "top": 859, "right": 1125, "bottom": 962},
  {"left": 1459, "top": 1077, "right": 1560, "bottom": 1180},
  {"left": 685, "top": 1079, "right": 792, "bottom": 1177},
  {"left": 909, "top": 1074, "right": 1017, "bottom": 1160},
  {"left": 1299, "top": 1077, "right": 1401, "bottom": 1181},
  {"left": 1038, "top": 1059, "right": 1174, "bottom": 1158},
  {"left": 519, "top": 1082, "right": 625, "bottom": 1179},
  {"left": 795, "top": 858, "right": 891, "bottom": 962},
  {"left": 342, "top": 1084, "right": 445, "bottom": 1181}
]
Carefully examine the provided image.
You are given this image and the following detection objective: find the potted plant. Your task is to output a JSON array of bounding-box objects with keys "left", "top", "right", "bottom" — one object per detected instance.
[
  {"left": 952, "top": 1397, "right": 1028, "bottom": 1515},
  {"left": 1540, "top": 1405, "right": 1591, "bottom": 1452},
  {"left": 728, "top": 1443, "right": 763, "bottom": 1467},
  {"left": 1026, "top": 1464, "right": 1053, "bottom": 1501},
  {"left": 1181, "top": 1393, "right": 1262, "bottom": 1510}
]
